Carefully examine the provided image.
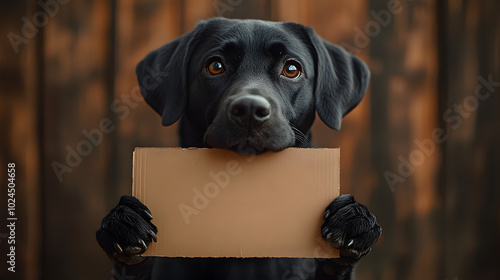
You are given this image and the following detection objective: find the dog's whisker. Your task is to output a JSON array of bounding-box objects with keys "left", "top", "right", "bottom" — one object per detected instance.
[
  {"left": 295, "top": 131, "right": 310, "bottom": 144},
  {"left": 290, "top": 124, "right": 312, "bottom": 146}
]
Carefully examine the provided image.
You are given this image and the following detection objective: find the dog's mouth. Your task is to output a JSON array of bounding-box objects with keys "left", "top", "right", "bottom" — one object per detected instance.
[
  {"left": 228, "top": 141, "right": 268, "bottom": 155},
  {"left": 213, "top": 129, "right": 279, "bottom": 155},
  {"left": 204, "top": 125, "right": 294, "bottom": 155}
]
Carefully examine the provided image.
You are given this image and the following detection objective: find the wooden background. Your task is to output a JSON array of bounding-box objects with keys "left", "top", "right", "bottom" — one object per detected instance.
[{"left": 1, "top": 0, "right": 499, "bottom": 279}]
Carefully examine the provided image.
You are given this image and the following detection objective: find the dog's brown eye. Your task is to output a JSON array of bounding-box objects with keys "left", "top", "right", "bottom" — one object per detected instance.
[
  {"left": 282, "top": 61, "right": 301, "bottom": 79},
  {"left": 207, "top": 59, "right": 225, "bottom": 75}
]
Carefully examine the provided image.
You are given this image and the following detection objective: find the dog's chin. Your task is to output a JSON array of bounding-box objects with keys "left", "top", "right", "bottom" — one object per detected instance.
[
  {"left": 206, "top": 136, "right": 291, "bottom": 155},
  {"left": 228, "top": 141, "right": 271, "bottom": 155},
  {"left": 220, "top": 139, "right": 286, "bottom": 155}
]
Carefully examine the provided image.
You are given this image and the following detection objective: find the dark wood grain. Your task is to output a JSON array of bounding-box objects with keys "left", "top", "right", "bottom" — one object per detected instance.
[
  {"left": 0, "top": 1, "right": 42, "bottom": 279},
  {"left": 443, "top": 0, "right": 500, "bottom": 279},
  {"left": 368, "top": 0, "right": 444, "bottom": 279},
  {"left": 40, "top": 1, "right": 116, "bottom": 279}
]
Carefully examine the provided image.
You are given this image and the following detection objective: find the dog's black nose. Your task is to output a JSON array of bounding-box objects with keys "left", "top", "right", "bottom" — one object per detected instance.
[{"left": 228, "top": 95, "right": 271, "bottom": 128}]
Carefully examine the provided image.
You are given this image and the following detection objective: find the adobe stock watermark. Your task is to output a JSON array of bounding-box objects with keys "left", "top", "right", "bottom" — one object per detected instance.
[
  {"left": 51, "top": 65, "right": 168, "bottom": 183},
  {"left": 341, "top": 0, "right": 407, "bottom": 54},
  {"left": 7, "top": 0, "right": 70, "bottom": 54},
  {"left": 213, "top": 0, "right": 244, "bottom": 16},
  {"left": 385, "top": 74, "right": 500, "bottom": 191},
  {"left": 178, "top": 144, "right": 264, "bottom": 225}
]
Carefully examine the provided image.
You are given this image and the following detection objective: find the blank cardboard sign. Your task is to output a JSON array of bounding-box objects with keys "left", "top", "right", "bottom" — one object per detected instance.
[{"left": 132, "top": 148, "right": 340, "bottom": 258}]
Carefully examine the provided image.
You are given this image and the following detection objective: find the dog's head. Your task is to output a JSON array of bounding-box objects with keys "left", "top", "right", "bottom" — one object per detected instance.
[{"left": 136, "top": 18, "right": 369, "bottom": 153}]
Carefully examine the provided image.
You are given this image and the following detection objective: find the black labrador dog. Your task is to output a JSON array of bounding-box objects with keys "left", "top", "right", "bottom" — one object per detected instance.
[{"left": 97, "top": 18, "right": 381, "bottom": 280}]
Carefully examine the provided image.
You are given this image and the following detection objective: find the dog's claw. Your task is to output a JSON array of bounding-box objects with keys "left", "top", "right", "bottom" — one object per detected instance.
[
  {"left": 323, "top": 209, "right": 331, "bottom": 220},
  {"left": 139, "top": 239, "right": 147, "bottom": 250},
  {"left": 144, "top": 209, "right": 153, "bottom": 220},
  {"left": 325, "top": 232, "right": 333, "bottom": 240},
  {"left": 114, "top": 243, "right": 124, "bottom": 254},
  {"left": 341, "top": 248, "right": 361, "bottom": 258},
  {"left": 327, "top": 238, "right": 342, "bottom": 249},
  {"left": 127, "top": 246, "right": 143, "bottom": 255},
  {"left": 149, "top": 230, "right": 157, "bottom": 242},
  {"left": 321, "top": 226, "right": 329, "bottom": 237}
]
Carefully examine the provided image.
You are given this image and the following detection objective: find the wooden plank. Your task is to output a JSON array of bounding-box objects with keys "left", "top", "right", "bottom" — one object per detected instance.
[
  {"left": 0, "top": 1, "right": 42, "bottom": 279},
  {"left": 368, "top": 0, "right": 442, "bottom": 279},
  {"left": 219, "top": 0, "right": 272, "bottom": 20},
  {"left": 443, "top": 0, "right": 500, "bottom": 278},
  {"left": 41, "top": 1, "right": 115, "bottom": 279}
]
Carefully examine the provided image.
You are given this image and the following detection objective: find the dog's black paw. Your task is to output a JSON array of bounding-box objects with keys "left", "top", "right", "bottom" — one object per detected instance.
[
  {"left": 96, "top": 195, "right": 157, "bottom": 265},
  {"left": 321, "top": 194, "right": 382, "bottom": 266}
]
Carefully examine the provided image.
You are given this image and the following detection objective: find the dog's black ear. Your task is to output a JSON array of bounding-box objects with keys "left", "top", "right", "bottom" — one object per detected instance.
[
  {"left": 136, "top": 24, "right": 204, "bottom": 126},
  {"left": 306, "top": 27, "right": 370, "bottom": 130}
]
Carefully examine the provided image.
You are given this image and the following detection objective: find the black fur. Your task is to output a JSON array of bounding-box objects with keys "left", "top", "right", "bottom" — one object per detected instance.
[{"left": 97, "top": 18, "right": 381, "bottom": 280}]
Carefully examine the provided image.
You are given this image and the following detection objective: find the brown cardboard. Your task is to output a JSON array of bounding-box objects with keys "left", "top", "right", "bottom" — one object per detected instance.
[{"left": 132, "top": 148, "right": 340, "bottom": 258}]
